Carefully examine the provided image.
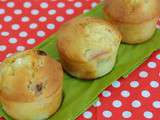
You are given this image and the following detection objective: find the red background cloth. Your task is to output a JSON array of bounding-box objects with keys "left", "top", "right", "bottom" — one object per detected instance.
[{"left": 0, "top": 0, "right": 160, "bottom": 120}]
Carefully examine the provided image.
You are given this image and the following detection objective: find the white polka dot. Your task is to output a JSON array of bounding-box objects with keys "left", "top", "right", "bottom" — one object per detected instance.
[
  {"left": 38, "top": 16, "right": 47, "bottom": 22},
  {"left": 46, "top": 23, "right": 55, "bottom": 30},
  {"left": 29, "top": 23, "right": 38, "bottom": 29},
  {"left": 6, "top": 53, "right": 13, "bottom": 58},
  {"left": 37, "top": 31, "right": 45, "bottom": 37},
  {"left": 102, "top": 110, "right": 112, "bottom": 118},
  {"left": 0, "top": 9, "right": 5, "bottom": 14},
  {"left": 27, "top": 38, "right": 36, "bottom": 45},
  {"left": 83, "top": 9, "right": 90, "bottom": 13},
  {"left": 74, "top": 2, "right": 82, "bottom": 8},
  {"left": 144, "top": 111, "right": 153, "bottom": 119},
  {"left": 1, "top": 31, "right": 9, "bottom": 36},
  {"left": 122, "top": 111, "right": 132, "bottom": 118},
  {"left": 91, "top": 2, "right": 97, "bottom": 8},
  {"left": 23, "top": 2, "right": 32, "bottom": 8},
  {"left": 152, "top": 101, "right": 160, "bottom": 109},
  {"left": 150, "top": 81, "right": 159, "bottom": 88},
  {"left": 93, "top": 100, "right": 101, "bottom": 107},
  {"left": 14, "top": 9, "right": 22, "bottom": 15},
  {"left": 11, "top": 24, "right": 20, "bottom": 30},
  {"left": 0, "top": 24, "right": 2, "bottom": 29},
  {"left": 56, "top": 16, "right": 64, "bottom": 22},
  {"left": 19, "top": 31, "right": 28, "bottom": 37},
  {"left": 157, "top": 25, "right": 160, "bottom": 29},
  {"left": 40, "top": 2, "right": 48, "bottom": 8},
  {"left": 57, "top": 2, "right": 65, "bottom": 8},
  {"left": 0, "top": 45, "right": 7, "bottom": 51},
  {"left": 6, "top": 2, "right": 15, "bottom": 8},
  {"left": 112, "top": 100, "right": 122, "bottom": 108},
  {"left": 102, "top": 90, "right": 111, "bottom": 97},
  {"left": 112, "top": 81, "right": 121, "bottom": 88},
  {"left": 83, "top": 111, "right": 92, "bottom": 119},
  {"left": 66, "top": 9, "right": 74, "bottom": 15},
  {"left": 4, "top": 16, "right": 12, "bottom": 22},
  {"left": 131, "top": 100, "right": 141, "bottom": 108},
  {"left": 21, "top": 16, "right": 30, "bottom": 22},
  {"left": 48, "top": 9, "right": 56, "bottom": 15},
  {"left": 141, "top": 90, "right": 150, "bottom": 98},
  {"left": 147, "top": 62, "right": 157, "bottom": 69},
  {"left": 156, "top": 54, "right": 160, "bottom": 60},
  {"left": 121, "top": 90, "right": 130, "bottom": 98},
  {"left": 31, "top": 9, "right": 39, "bottom": 15},
  {"left": 130, "top": 81, "right": 139, "bottom": 88},
  {"left": 8, "top": 38, "right": 17, "bottom": 44},
  {"left": 139, "top": 71, "right": 148, "bottom": 78},
  {"left": 16, "top": 46, "right": 25, "bottom": 51}
]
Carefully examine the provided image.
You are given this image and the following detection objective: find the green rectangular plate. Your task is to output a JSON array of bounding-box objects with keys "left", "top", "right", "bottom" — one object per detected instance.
[{"left": 1, "top": 3, "right": 160, "bottom": 120}]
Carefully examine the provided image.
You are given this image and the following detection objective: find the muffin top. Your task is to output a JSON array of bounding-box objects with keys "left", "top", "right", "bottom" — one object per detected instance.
[
  {"left": 56, "top": 17, "right": 121, "bottom": 63},
  {"left": 104, "top": 0, "right": 160, "bottom": 23},
  {"left": 0, "top": 49, "right": 63, "bottom": 102}
]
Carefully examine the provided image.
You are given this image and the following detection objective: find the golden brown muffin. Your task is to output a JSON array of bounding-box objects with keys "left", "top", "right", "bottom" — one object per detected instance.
[
  {"left": 104, "top": 0, "right": 160, "bottom": 23},
  {"left": 109, "top": 17, "right": 158, "bottom": 44},
  {"left": 0, "top": 49, "right": 63, "bottom": 120},
  {"left": 56, "top": 17, "right": 122, "bottom": 79}
]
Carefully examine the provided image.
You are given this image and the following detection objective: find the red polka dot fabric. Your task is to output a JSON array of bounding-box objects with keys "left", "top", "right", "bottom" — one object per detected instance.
[{"left": 0, "top": 1, "right": 160, "bottom": 120}]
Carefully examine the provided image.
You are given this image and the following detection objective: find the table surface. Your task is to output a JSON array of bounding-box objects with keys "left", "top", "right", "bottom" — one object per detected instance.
[{"left": 0, "top": 1, "right": 160, "bottom": 120}]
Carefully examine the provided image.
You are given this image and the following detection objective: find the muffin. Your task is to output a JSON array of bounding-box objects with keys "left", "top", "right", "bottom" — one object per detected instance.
[
  {"left": 104, "top": 0, "right": 160, "bottom": 44},
  {"left": 0, "top": 49, "right": 63, "bottom": 120},
  {"left": 104, "top": 0, "right": 160, "bottom": 23},
  {"left": 109, "top": 17, "right": 158, "bottom": 44},
  {"left": 56, "top": 17, "right": 122, "bottom": 79}
]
